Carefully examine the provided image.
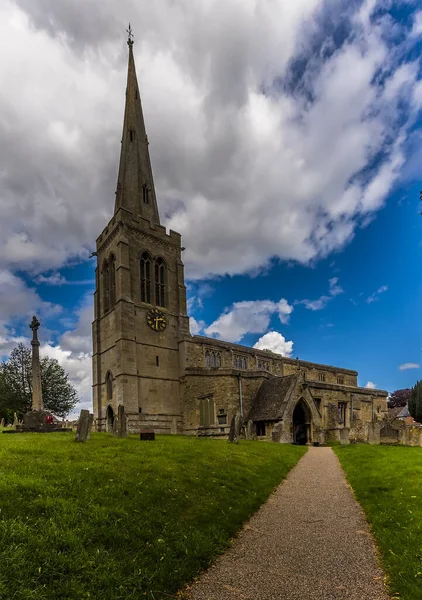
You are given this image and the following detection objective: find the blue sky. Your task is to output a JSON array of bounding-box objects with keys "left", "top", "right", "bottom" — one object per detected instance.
[{"left": 0, "top": 0, "right": 421, "bottom": 413}]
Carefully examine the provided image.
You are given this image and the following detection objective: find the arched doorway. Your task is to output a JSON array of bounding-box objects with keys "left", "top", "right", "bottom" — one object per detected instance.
[
  {"left": 293, "top": 400, "right": 311, "bottom": 445},
  {"left": 106, "top": 405, "right": 115, "bottom": 432}
]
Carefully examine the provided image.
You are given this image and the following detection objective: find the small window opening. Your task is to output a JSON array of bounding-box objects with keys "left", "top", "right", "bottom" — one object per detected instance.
[
  {"left": 318, "top": 373, "right": 326, "bottom": 382},
  {"left": 256, "top": 422, "right": 266, "bottom": 436},
  {"left": 156, "top": 355, "right": 159, "bottom": 367},
  {"left": 129, "top": 129, "right": 135, "bottom": 142},
  {"left": 142, "top": 184, "right": 149, "bottom": 204},
  {"left": 138, "top": 407, "right": 142, "bottom": 414}
]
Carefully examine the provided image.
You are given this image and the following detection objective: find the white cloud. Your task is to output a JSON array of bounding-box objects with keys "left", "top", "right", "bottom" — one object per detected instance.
[
  {"left": 410, "top": 11, "right": 422, "bottom": 36},
  {"left": 328, "top": 277, "right": 344, "bottom": 297},
  {"left": 0, "top": 0, "right": 419, "bottom": 280},
  {"left": 399, "top": 362, "right": 420, "bottom": 371},
  {"left": 0, "top": 270, "right": 61, "bottom": 329},
  {"left": 367, "top": 284, "right": 388, "bottom": 303},
  {"left": 189, "top": 316, "right": 206, "bottom": 336},
  {"left": 35, "top": 272, "right": 95, "bottom": 286},
  {"left": 365, "top": 381, "right": 376, "bottom": 389},
  {"left": 253, "top": 331, "right": 294, "bottom": 357},
  {"left": 205, "top": 298, "right": 293, "bottom": 343},
  {"left": 297, "top": 277, "right": 344, "bottom": 311}
]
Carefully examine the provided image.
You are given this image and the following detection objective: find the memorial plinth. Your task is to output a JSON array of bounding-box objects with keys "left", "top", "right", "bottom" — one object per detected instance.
[{"left": 2, "top": 316, "right": 71, "bottom": 434}]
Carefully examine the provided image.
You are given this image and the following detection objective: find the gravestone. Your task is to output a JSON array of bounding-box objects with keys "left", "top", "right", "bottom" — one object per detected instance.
[
  {"left": 380, "top": 421, "right": 399, "bottom": 444},
  {"left": 228, "top": 416, "right": 236, "bottom": 442},
  {"left": 228, "top": 413, "right": 242, "bottom": 443},
  {"left": 75, "top": 410, "right": 94, "bottom": 442},
  {"left": 114, "top": 405, "right": 128, "bottom": 438},
  {"left": 245, "top": 420, "right": 254, "bottom": 440},
  {"left": 340, "top": 427, "right": 350, "bottom": 445},
  {"left": 13, "top": 412, "right": 19, "bottom": 427},
  {"left": 140, "top": 429, "right": 155, "bottom": 441},
  {"left": 0, "top": 418, "right": 4, "bottom": 428},
  {"left": 170, "top": 417, "right": 177, "bottom": 435}
]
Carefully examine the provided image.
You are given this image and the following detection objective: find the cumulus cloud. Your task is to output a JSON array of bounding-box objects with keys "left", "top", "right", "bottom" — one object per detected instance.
[
  {"left": 253, "top": 331, "right": 294, "bottom": 357},
  {"left": 205, "top": 298, "right": 293, "bottom": 343},
  {"left": 0, "top": 270, "right": 61, "bottom": 330},
  {"left": 366, "top": 285, "right": 388, "bottom": 303},
  {"left": 399, "top": 362, "right": 420, "bottom": 371},
  {"left": 189, "top": 316, "right": 206, "bottom": 336},
  {"left": 0, "top": 0, "right": 419, "bottom": 280},
  {"left": 365, "top": 381, "right": 376, "bottom": 389}
]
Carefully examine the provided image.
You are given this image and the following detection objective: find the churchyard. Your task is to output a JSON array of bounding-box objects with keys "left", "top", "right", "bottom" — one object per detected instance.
[
  {"left": 0, "top": 430, "right": 421, "bottom": 599},
  {"left": 334, "top": 445, "right": 422, "bottom": 600},
  {"left": 0, "top": 432, "right": 305, "bottom": 599}
]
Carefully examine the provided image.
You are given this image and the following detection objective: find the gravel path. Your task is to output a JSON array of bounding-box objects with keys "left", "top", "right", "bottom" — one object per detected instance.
[{"left": 189, "top": 446, "right": 389, "bottom": 600}]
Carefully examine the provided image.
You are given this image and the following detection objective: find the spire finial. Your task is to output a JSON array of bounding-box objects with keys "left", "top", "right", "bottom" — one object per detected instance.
[{"left": 126, "top": 23, "right": 134, "bottom": 49}]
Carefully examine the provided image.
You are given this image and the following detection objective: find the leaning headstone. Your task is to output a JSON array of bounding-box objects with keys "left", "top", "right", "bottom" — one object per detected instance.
[
  {"left": 235, "top": 413, "right": 242, "bottom": 437},
  {"left": 75, "top": 410, "right": 93, "bottom": 442},
  {"left": 0, "top": 418, "right": 4, "bottom": 428},
  {"left": 114, "top": 405, "right": 128, "bottom": 438},
  {"left": 228, "top": 416, "right": 236, "bottom": 443},
  {"left": 13, "top": 412, "right": 19, "bottom": 427}
]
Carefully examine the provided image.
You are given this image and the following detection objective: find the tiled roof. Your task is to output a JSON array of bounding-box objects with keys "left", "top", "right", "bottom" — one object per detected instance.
[{"left": 247, "top": 375, "right": 298, "bottom": 421}]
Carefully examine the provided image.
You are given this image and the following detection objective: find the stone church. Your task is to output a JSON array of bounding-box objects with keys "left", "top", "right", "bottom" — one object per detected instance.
[{"left": 92, "top": 36, "right": 388, "bottom": 445}]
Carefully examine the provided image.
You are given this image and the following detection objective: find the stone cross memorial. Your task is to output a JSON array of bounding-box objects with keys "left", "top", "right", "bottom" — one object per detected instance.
[{"left": 30, "top": 316, "right": 43, "bottom": 411}]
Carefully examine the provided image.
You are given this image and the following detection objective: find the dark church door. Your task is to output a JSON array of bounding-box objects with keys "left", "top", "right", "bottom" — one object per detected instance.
[
  {"left": 107, "top": 405, "right": 114, "bottom": 432},
  {"left": 293, "top": 401, "right": 310, "bottom": 445}
]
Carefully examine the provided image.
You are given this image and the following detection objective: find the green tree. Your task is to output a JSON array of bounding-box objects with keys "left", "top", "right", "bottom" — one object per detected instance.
[
  {"left": 1, "top": 343, "right": 79, "bottom": 419},
  {"left": 409, "top": 380, "right": 422, "bottom": 424}
]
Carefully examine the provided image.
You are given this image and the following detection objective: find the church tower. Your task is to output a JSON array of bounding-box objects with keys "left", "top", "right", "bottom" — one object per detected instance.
[{"left": 92, "top": 28, "right": 190, "bottom": 433}]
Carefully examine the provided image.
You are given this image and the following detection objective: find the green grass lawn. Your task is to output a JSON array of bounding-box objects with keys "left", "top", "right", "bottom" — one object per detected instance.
[
  {"left": 334, "top": 445, "right": 422, "bottom": 600},
  {"left": 0, "top": 433, "right": 305, "bottom": 600}
]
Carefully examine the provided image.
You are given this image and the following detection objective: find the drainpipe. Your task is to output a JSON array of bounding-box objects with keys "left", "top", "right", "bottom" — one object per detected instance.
[{"left": 238, "top": 373, "right": 243, "bottom": 417}]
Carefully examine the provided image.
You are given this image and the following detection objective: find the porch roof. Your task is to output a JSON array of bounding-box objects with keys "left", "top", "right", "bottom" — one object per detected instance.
[{"left": 247, "top": 374, "right": 298, "bottom": 421}]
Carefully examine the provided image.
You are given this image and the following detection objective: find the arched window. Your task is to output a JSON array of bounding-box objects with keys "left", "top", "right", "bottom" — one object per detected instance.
[
  {"left": 215, "top": 353, "right": 221, "bottom": 368},
  {"left": 233, "top": 355, "right": 236, "bottom": 368},
  {"left": 106, "top": 371, "right": 113, "bottom": 401},
  {"left": 242, "top": 357, "right": 247, "bottom": 369},
  {"left": 155, "top": 257, "right": 166, "bottom": 307},
  {"left": 103, "top": 260, "right": 110, "bottom": 314},
  {"left": 140, "top": 251, "right": 152, "bottom": 303},
  {"left": 109, "top": 254, "right": 116, "bottom": 308},
  {"left": 210, "top": 352, "right": 216, "bottom": 368},
  {"left": 205, "top": 351, "right": 210, "bottom": 367}
]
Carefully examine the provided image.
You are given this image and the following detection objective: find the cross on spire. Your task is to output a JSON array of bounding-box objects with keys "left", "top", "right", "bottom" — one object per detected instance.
[{"left": 126, "top": 23, "right": 134, "bottom": 48}]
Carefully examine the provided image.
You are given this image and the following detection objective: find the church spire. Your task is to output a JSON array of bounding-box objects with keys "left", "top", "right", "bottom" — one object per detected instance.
[{"left": 114, "top": 25, "right": 160, "bottom": 224}]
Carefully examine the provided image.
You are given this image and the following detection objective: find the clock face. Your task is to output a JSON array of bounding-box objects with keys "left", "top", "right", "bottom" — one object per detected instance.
[{"left": 146, "top": 308, "right": 167, "bottom": 332}]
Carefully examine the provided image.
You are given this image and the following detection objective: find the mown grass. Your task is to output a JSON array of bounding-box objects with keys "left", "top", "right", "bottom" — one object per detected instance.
[
  {"left": 0, "top": 433, "right": 305, "bottom": 600},
  {"left": 334, "top": 445, "right": 422, "bottom": 600}
]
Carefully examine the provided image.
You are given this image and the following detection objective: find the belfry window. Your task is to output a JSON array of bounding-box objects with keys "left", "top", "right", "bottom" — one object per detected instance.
[
  {"left": 155, "top": 257, "right": 166, "bottom": 307},
  {"left": 318, "top": 373, "right": 326, "bottom": 382},
  {"left": 109, "top": 254, "right": 116, "bottom": 308},
  {"left": 140, "top": 251, "right": 152, "bottom": 304},
  {"left": 103, "top": 260, "right": 110, "bottom": 314}
]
